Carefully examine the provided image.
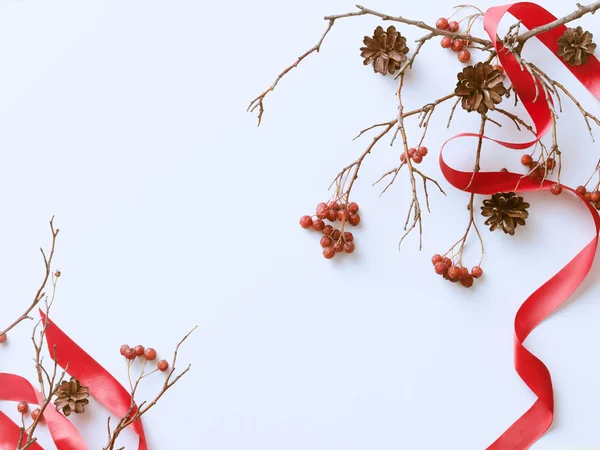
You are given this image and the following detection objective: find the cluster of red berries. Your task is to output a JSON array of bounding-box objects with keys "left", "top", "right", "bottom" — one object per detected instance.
[
  {"left": 520, "top": 154, "right": 562, "bottom": 193},
  {"left": 300, "top": 201, "right": 360, "bottom": 259},
  {"left": 575, "top": 185, "right": 600, "bottom": 209},
  {"left": 120, "top": 344, "right": 169, "bottom": 372},
  {"left": 431, "top": 254, "right": 482, "bottom": 288},
  {"left": 16, "top": 401, "right": 42, "bottom": 421},
  {"left": 400, "top": 146, "right": 428, "bottom": 164},
  {"left": 436, "top": 18, "right": 471, "bottom": 63}
]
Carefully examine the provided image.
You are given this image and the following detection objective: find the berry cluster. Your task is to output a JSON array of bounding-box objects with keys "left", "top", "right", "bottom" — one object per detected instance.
[
  {"left": 15, "top": 400, "right": 42, "bottom": 422},
  {"left": 520, "top": 154, "right": 562, "bottom": 194},
  {"left": 576, "top": 185, "right": 600, "bottom": 208},
  {"left": 120, "top": 344, "right": 169, "bottom": 372},
  {"left": 400, "top": 146, "right": 428, "bottom": 164},
  {"left": 431, "top": 254, "right": 483, "bottom": 288},
  {"left": 436, "top": 18, "right": 471, "bottom": 63},
  {"left": 300, "top": 201, "right": 361, "bottom": 259}
]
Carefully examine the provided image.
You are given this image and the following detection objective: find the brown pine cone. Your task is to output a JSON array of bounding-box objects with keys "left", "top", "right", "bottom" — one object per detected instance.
[
  {"left": 558, "top": 26, "right": 596, "bottom": 66},
  {"left": 481, "top": 192, "right": 530, "bottom": 235},
  {"left": 455, "top": 62, "right": 506, "bottom": 114},
  {"left": 360, "top": 26, "right": 409, "bottom": 76}
]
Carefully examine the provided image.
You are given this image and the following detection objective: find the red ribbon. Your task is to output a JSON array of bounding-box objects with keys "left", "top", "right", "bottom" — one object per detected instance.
[
  {"left": 0, "top": 313, "right": 148, "bottom": 449},
  {"left": 439, "top": 3, "right": 600, "bottom": 448},
  {"left": 0, "top": 373, "right": 85, "bottom": 450}
]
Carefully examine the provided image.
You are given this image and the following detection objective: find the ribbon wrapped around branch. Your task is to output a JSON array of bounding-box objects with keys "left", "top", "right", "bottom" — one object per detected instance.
[{"left": 439, "top": 2, "right": 600, "bottom": 448}]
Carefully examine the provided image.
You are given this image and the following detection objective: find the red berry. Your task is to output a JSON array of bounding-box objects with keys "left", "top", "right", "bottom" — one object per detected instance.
[
  {"left": 312, "top": 218, "right": 325, "bottom": 231},
  {"left": 576, "top": 186, "right": 587, "bottom": 196},
  {"left": 325, "top": 209, "right": 336, "bottom": 222},
  {"left": 550, "top": 183, "right": 562, "bottom": 196},
  {"left": 144, "top": 347, "right": 157, "bottom": 361},
  {"left": 315, "top": 202, "right": 328, "bottom": 219},
  {"left": 323, "top": 247, "right": 335, "bottom": 259},
  {"left": 320, "top": 236, "right": 333, "bottom": 248},
  {"left": 417, "top": 146, "right": 428, "bottom": 157},
  {"left": 339, "top": 203, "right": 346, "bottom": 210},
  {"left": 546, "top": 158, "right": 555, "bottom": 170},
  {"left": 328, "top": 202, "right": 340, "bottom": 211},
  {"left": 441, "top": 257, "right": 452, "bottom": 268},
  {"left": 500, "top": 168, "right": 508, "bottom": 173},
  {"left": 408, "top": 148, "right": 416, "bottom": 158},
  {"left": 323, "top": 225, "right": 333, "bottom": 236},
  {"left": 348, "top": 202, "right": 359, "bottom": 214},
  {"left": 471, "top": 266, "right": 483, "bottom": 278},
  {"left": 343, "top": 231, "right": 354, "bottom": 242},
  {"left": 520, "top": 154, "right": 533, "bottom": 166},
  {"left": 125, "top": 348, "right": 137, "bottom": 360},
  {"left": 585, "top": 192, "right": 592, "bottom": 201},
  {"left": 440, "top": 36, "right": 452, "bottom": 48},
  {"left": 435, "top": 17, "right": 449, "bottom": 30},
  {"left": 0, "top": 334, "right": 7, "bottom": 344},
  {"left": 434, "top": 262, "right": 447, "bottom": 275},
  {"left": 412, "top": 154, "right": 423, "bottom": 164},
  {"left": 457, "top": 49, "right": 471, "bottom": 63},
  {"left": 431, "top": 254, "right": 442, "bottom": 265},
  {"left": 333, "top": 241, "right": 344, "bottom": 253},
  {"left": 337, "top": 209, "right": 350, "bottom": 222},
  {"left": 591, "top": 191, "right": 600, "bottom": 202},
  {"left": 349, "top": 214, "right": 361, "bottom": 226},
  {"left": 17, "top": 401, "right": 28, "bottom": 414},
  {"left": 299, "top": 216, "right": 312, "bottom": 229},
  {"left": 458, "top": 266, "right": 469, "bottom": 279},
  {"left": 493, "top": 64, "right": 504, "bottom": 74},
  {"left": 460, "top": 274, "right": 474, "bottom": 288},
  {"left": 343, "top": 242, "right": 355, "bottom": 254},
  {"left": 134, "top": 345, "right": 145, "bottom": 357},
  {"left": 448, "top": 21, "right": 459, "bottom": 32},
  {"left": 331, "top": 229, "right": 341, "bottom": 241},
  {"left": 157, "top": 360, "right": 169, "bottom": 372},
  {"left": 451, "top": 39, "right": 465, "bottom": 52},
  {"left": 447, "top": 266, "right": 460, "bottom": 280},
  {"left": 119, "top": 344, "right": 130, "bottom": 356},
  {"left": 400, "top": 153, "right": 406, "bottom": 163},
  {"left": 31, "top": 408, "right": 42, "bottom": 421}
]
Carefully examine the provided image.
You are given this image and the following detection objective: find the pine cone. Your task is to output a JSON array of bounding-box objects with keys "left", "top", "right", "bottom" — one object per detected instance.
[
  {"left": 558, "top": 26, "right": 596, "bottom": 66},
  {"left": 454, "top": 62, "right": 506, "bottom": 114},
  {"left": 360, "top": 26, "right": 409, "bottom": 76},
  {"left": 481, "top": 192, "right": 530, "bottom": 235},
  {"left": 54, "top": 377, "right": 89, "bottom": 416}
]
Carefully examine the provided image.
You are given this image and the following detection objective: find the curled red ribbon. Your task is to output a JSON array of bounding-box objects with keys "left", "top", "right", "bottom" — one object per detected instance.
[{"left": 439, "top": 2, "right": 600, "bottom": 448}]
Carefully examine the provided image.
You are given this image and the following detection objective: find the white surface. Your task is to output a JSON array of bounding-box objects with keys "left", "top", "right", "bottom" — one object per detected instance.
[{"left": 0, "top": 0, "right": 599, "bottom": 449}]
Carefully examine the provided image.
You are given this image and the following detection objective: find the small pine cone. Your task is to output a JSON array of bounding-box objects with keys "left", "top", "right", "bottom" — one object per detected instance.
[
  {"left": 558, "top": 26, "right": 596, "bottom": 66},
  {"left": 481, "top": 192, "right": 530, "bottom": 235},
  {"left": 360, "top": 26, "right": 409, "bottom": 76},
  {"left": 54, "top": 377, "right": 90, "bottom": 416},
  {"left": 454, "top": 62, "right": 506, "bottom": 114}
]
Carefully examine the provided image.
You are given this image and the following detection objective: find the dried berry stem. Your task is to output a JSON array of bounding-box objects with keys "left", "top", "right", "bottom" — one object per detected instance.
[
  {"left": 103, "top": 327, "right": 197, "bottom": 450},
  {"left": 446, "top": 116, "right": 487, "bottom": 266}
]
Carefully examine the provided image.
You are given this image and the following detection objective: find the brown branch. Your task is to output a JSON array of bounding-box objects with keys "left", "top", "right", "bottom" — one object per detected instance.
[
  {"left": 351, "top": 5, "right": 492, "bottom": 47},
  {"left": 247, "top": 18, "right": 337, "bottom": 126},
  {"left": 0, "top": 218, "right": 59, "bottom": 341},
  {"left": 517, "top": 1, "right": 600, "bottom": 45}
]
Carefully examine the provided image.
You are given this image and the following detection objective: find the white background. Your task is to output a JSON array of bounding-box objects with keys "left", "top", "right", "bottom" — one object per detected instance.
[{"left": 0, "top": 0, "right": 599, "bottom": 449}]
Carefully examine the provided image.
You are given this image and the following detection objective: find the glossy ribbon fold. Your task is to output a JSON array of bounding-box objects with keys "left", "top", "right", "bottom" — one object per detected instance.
[{"left": 438, "top": 3, "right": 600, "bottom": 448}]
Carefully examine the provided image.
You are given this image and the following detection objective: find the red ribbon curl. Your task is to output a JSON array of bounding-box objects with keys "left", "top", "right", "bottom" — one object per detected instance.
[{"left": 439, "top": 3, "right": 600, "bottom": 448}]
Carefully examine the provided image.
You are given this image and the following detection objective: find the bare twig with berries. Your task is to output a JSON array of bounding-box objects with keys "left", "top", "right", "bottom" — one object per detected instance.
[
  {"left": 104, "top": 328, "right": 197, "bottom": 450},
  {"left": 252, "top": 1, "right": 600, "bottom": 269},
  {"left": 0, "top": 218, "right": 59, "bottom": 342}
]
